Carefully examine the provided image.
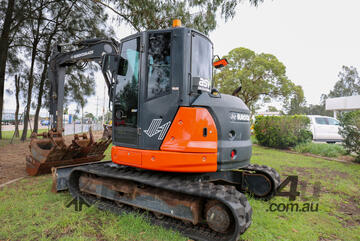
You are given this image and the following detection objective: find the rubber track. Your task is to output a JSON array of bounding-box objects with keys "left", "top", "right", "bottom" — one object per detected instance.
[
  {"left": 241, "top": 164, "right": 281, "bottom": 200},
  {"left": 68, "top": 163, "right": 252, "bottom": 241}
]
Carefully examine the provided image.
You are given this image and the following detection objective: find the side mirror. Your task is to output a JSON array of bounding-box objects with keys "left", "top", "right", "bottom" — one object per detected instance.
[
  {"left": 101, "top": 54, "right": 118, "bottom": 73},
  {"left": 101, "top": 54, "right": 119, "bottom": 108},
  {"left": 213, "top": 58, "right": 228, "bottom": 69},
  {"left": 118, "top": 57, "right": 128, "bottom": 76}
]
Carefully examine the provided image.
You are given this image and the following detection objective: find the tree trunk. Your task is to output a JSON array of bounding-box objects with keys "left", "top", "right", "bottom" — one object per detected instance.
[
  {"left": 81, "top": 106, "right": 84, "bottom": 133},
  {"left": 33, "top": 44, "right": 51, "bottom": 133},
  {"left": 33, "top": 12, "right": 60, "bottom": 133},
  {"left": 21, "top": 4, "right": 43, "bottom": 141},
  {"left": 0, "top": 0, "right": 16, "bottom": 139},
  {"left": 21, "top": 42, "right": 39, "bottom": 140},
  {"left": 14, "top": 75, "right": 20, "bottom": 137}
]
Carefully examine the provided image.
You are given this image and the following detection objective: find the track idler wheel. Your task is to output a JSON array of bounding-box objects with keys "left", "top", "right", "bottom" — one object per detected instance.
[
  {"left": 243, "top": 173, "right": 272, "bottom": 198},
  {"left": 240, "top": 164, "right": 281, "bottom": 199},
  {"left": 205, "top": 200, "right": 233, "bottom": 233}
]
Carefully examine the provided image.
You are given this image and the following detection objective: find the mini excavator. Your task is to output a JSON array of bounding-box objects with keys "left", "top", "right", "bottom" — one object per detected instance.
[{"left": 29, "top": 20, "right": 281, "bottom": 241}]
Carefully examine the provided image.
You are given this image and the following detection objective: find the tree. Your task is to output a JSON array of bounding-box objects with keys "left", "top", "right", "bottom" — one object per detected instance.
[
  {"left": 20, "top": 0, "right": 46, "bottom": 141},
  {"left": 0, "top": 0, "right": 15, "bottom": 139},
  {"left": 339, "top": 111, "right": 360, "bottom": 162},
  {"left": 103, "top": 0, "right": 263, "bottom": 35},
  {"left": 215, "top": 47, "right": 295, "bottom": 116},
  {"left": 85, "top": 112, "right": 95, "bottom": 120},
  {"left": 320, "top": 65, "right": 360, "bottom": 118},
  {"left": 33, "top": 0, "right": 94, "bottom": 133},
  {"left": 2, "top": 0, "right": 266, "bottom": 139},
  {"left": 284, "top": 85, "right": 307, "bottom": 115},
  {"left": 303, "top": 104, "right": 332, "bottom": 117},
  {"left": 267, "top": 106, "right": 278, "bottom": 112},
  {"left": 0, "top": 0, "right": 35, "bottom": 139},
  {"left": 326, "top": 66, "right": 360, "bottom": 98},
  {"left": 18, "top": 0, "right": 113, "bottom": 135},
  {"left": 13, "top": 75, "right": 21, "bottom": 137}
]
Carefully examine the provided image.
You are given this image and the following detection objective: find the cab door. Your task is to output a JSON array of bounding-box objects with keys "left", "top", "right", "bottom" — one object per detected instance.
[
  {"left": 138, "top": 30, "right": 180, "bottom": 150},
  {"left": 112, "top": 35, "right": 142, "bottom": 147}
]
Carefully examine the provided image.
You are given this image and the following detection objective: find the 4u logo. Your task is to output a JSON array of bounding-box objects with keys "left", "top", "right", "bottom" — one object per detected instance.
[{"left": 276, "top": 176, "right": 321, "bottom": 201}]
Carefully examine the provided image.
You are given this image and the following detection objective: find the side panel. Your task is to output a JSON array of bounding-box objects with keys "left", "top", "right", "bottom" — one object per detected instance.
[
  {"left": 161, "top": 107, "right": 217, "bottom": 153},
  {"left": 112, "top": 146, "right": 217, "bottom": 172},
  {"left": 192, "top": 93, "right": 252, "bottom": 170},
  {"left": 111, "top": 148, "right": 142, "bottom": 167},
  {"left": 112, "top": 107, "right": 218, "bottom": 172}
]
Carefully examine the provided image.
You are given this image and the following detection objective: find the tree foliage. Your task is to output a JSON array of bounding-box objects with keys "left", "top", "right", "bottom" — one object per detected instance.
[
  {"left": 317, "top": 65, "right": 360, "bottom": 119},
  {"left": 283, "top": 85, "right": 306, "bottom": 115},
  {"left": 4, "top": 0, "right": 114, "bottom": 138},
  {"left": 0, "top": 0, "right": 266, "bottom": 139},
  {"left": 338, "top": 111, "right": 360, "bottom": 162},
  {"left": 302, "top": 104, "right": 332, "bottom": 116},
  {"left": 326, "top": 66, "right": 360, "bottom": 98},
  {"left": 107, "top": 0, "right": 263, "bottom": 34},
  {"left": 267, "top": 106, "right": 278, "bottom": 112},
  {"left": 215, "top": 47, "right": 295, "bottom": 115}
]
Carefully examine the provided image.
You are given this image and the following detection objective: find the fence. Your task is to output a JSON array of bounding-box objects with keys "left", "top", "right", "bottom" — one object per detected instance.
[{"left": 63, "top": 122, "right": 104, "bottom": 136}]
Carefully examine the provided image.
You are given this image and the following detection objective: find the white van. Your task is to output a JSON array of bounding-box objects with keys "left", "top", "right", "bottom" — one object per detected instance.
[{"left": 307, "top": 115, "right": 343, "bottom": 143}]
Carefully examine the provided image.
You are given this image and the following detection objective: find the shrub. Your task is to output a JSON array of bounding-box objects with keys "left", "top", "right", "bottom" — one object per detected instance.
[
  {"left": 294, "top": 142, "right": 347, "bottom": 158},
  {"left": 254, "top": 115, "right": 312, "bottom": 148},
  {"left": 338, "top": 110, "right": 360, "bottom": 162}
]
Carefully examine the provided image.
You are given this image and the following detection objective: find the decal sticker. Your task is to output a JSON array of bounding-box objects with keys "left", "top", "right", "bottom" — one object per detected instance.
[
  {"left": 198, "top": 77, "right": 210, "bottom": 91},
  {"left": 71, "top": 50, "right": 94, "bottom": 59},
  {"left": 144, "top": 119, "right": 171, "bottom": 140}
]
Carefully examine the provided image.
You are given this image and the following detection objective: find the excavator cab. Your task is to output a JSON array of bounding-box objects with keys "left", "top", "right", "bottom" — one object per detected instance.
[{"left": 102, "top": 26, "right": 252, "bottom": 172}]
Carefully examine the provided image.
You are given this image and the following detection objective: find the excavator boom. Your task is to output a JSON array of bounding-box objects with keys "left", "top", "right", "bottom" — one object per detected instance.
[{"left": 26, "top": 39, "right": 119, "bottom": 176}]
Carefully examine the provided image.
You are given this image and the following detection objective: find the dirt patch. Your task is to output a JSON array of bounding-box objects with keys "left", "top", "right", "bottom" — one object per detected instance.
[
  {"left": 281, "top": 166, "right": 350, "bottom": 182},
  {"left": 0, "top": 131, "right": 104, "bottom": 185},
  {"left": 335, "top": 196, "right": 360, "bottom": 227},
  {"left": 327, "top": 196, "right": 360, "bottom": 228},
  {"left": 338, "top": 155, "right": 357, "bottom": 163}
]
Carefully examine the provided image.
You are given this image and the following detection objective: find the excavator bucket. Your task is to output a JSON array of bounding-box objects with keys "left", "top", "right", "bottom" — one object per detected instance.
[{"left": 26, "top": 126, "right": 112, "bottom": 176}]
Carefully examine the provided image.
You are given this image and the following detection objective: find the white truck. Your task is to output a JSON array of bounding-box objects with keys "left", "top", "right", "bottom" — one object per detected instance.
[{"left": 307, "top": 115, "right": 343, "bottom": 143}]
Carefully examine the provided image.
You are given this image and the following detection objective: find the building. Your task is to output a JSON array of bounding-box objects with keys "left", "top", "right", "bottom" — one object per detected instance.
[{"left": 325, "top": 95, "right": 360, "bottom": 118}]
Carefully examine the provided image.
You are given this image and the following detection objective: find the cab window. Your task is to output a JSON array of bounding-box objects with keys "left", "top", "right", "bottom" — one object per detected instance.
[
  {"left": 147, "top": 32, "right": 171, "bottom": 99},
  {"left": 113, "top": 37, "right": 140, "bottom": 145},
  {"left": 191, "top": 33, "right": 212, "bottom": 81}
]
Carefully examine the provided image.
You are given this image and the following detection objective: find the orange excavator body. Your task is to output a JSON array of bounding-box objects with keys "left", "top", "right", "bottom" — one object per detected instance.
[{"left": 111, "top": 107, "right": 218, "bottom": 172}]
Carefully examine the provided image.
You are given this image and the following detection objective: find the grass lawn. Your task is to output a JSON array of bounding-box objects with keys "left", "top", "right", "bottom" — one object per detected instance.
[
  {"left": 0, "top": 145, "right": 359, "bottom": 240},
  {"left": 0, "top": 129, "right": 48, "bottom": 146},
  {"left": 293, "top": 142, "right": 347, "bottom": 158}
]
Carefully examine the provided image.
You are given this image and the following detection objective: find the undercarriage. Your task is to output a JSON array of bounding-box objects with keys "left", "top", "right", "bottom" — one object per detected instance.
[{"left": 54, "top": 161, "right": 280, "bottom": 241}]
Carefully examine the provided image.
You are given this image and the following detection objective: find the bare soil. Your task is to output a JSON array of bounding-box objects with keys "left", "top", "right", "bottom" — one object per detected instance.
[{"left": 0, "top": 131, "right": 104, "bottom": 185}]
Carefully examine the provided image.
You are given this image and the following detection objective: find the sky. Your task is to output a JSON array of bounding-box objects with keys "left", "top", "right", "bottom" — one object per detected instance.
[
  {"left": 209, "top": 0, "right": 360, "bottom": 106},
  {"left": 4, "top": 0, "right": 360, "bottom": 117}
]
